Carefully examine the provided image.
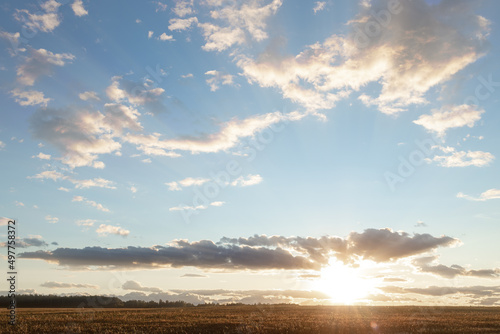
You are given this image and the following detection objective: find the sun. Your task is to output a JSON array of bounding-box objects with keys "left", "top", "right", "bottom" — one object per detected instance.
[{"left": 312, "top": 260, "right": 376, "bottom": 304}]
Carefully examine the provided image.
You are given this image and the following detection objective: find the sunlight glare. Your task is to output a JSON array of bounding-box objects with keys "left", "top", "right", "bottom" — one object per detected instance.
[{"left": 312, "top": 260, "right": 376, "bottom": 304}]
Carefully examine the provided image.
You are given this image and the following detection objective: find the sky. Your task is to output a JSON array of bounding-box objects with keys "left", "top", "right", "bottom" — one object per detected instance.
[{"left": 0, "top": 0, "right": 500, "bottom": 306}]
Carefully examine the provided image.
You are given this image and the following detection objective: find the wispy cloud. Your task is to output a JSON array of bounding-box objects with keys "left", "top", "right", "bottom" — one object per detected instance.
[
  {"left": 457, "top": 189, "right": 500, "bottom": 202},
  {"left": 72, "top": 196, "right": 110, "bottom": 212}
]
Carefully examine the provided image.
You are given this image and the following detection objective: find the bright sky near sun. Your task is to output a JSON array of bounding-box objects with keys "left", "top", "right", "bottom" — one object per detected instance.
[{"left": 1, "top": 0, "right": 500, "bottom": 306}]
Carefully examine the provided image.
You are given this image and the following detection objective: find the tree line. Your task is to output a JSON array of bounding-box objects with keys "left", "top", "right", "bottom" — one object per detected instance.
[{"left": 1, "top": 294, "right": 196, "bottom": 308}]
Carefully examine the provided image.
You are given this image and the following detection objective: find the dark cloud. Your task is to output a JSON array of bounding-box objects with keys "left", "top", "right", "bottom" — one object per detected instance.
[
  {"left": 413, "top": 257, "right": 500, "bottom": 279},
  {"left": 19, "top": 229, "right": 458, "bottom": 270},
  {"left": 380, "top": 285, "right": 500, "bottom": 297},
  {"left": 41, "top": 281, "right": 98, "bottom": 289},
  {"left": 1, "top": 237, "right": 48, "bottom": 248}
]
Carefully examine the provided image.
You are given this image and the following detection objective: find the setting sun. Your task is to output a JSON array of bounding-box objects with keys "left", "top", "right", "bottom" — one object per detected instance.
[{"left": 312, "top": 260, "right": 377, "bottom": 304}]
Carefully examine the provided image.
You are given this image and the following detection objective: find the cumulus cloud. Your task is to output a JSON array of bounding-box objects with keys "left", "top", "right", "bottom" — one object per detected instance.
[
  {"left": 14, "top": 6, "right": 61, "bottom": 33},
  {"left": 238, "top": 0, "right": 489, "bottom": 114},
  {"left": 72, "top": 195, "right": 110, "bottom": 212},
  {"left": 172, "top": 0, "right": 194, "bottom": 17},
  {"left": 19, "top": 228, "right": 458, "bottom": 270},
  {"left": 10, "top": 88, "right": 50, "bottom": 106},
  {"left": 16, "top": 48, "right": 74, "bottom": 86},
  {"left": 29, "top": 103, "right": 142, "bottom": 168},
  {"left": 200, "top": 0, "right": 282, "bottom": 51},
  {"left": 430, "top": 146, "right": 494, "bottom": 167},
  {"left": 71, "top": 0, "right": 88, "bottom": 17},
  {"left": 166, "top": 177, "right": 210, "bottom": 190},
  {"left": 168, "top": 17, "right": 198, "bottom": 31},
  {"left": 124, "top": 110, "right": 304, "bottom": 156},
  {"left": 231, "top": 174, "right": 262, "bottom": 187},
  {"left": 205, "top": 70, "right": 236, "bottom": 91},
  {"left": 106, "top": 77, "right": 166, "bottom": 113},
  {"left": 32, "top": 152, "right": 51, "bottom": 160},
  {"left": 157, "top": 33, "right": 174, "bottom": 41},
  {"left": 96, "top": 224, "right": 129, "bottom": 237},
  {"left": 414, "top": 105, "right": 484, "bottom": 137},
  {"left": 122, "top": 280, "right": 163, "bottom": 293},
  {"left": 79, "top": 91, "right": 100, "bottom": 101},
  {"left": 41, "top": 281, "right": 98, "bottom": 289},
  {"left": 457, "top": 189, "right": 500, "bottom": 202}
]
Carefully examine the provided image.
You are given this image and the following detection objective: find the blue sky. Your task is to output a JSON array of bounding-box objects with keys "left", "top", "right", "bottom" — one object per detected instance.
[{"left": 1, "top": 0, "right": 500, "bottom": 305}]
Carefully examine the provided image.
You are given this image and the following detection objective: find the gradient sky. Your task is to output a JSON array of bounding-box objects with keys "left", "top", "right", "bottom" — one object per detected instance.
[{"left": 1, "top": 0, "right": 500, "bottom": 306}]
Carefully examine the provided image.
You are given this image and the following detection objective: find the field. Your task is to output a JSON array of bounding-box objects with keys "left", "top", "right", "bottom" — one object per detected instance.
[{"left": 1, "top": 305, "right": 500, "bottom": 333}]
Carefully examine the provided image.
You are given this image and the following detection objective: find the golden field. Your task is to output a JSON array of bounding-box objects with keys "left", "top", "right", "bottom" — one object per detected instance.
[{"left": 1, "top": 305, "right": 500, "bottom": 333}]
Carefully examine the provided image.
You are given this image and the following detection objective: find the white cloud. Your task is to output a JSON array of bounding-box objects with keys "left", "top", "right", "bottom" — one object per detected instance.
[
  {"left": 431, "top": 146, "right": 494, "bottom": 167},
  {"left": 169, "top": 202, "right": 223, "bottom": 211},
  {"left": 158, "top": 33, "right": 174, "bottom": 41},
  {"left": 17, "top": 48, "right": 74, "bottom": 86},
  {"left": 148, "top": 31, "right": 154, "bottom": 39},
  {"left": 45, "top": 215, "right": 59, "bottom": 224},
  {"left": 0, "top": 31, "right": 24, "bottom": 55},
  {"left": 181, "top": 73, "right": 193, "bottom": 78},
  {"left": 96, "top": 224, "right": 129, "bottom": 237},
  {"left": 33, "top": 152, "right": 51, "bottom": 160},
  {"left": 168, "top": 17, "right": 198, "bottom": 31},
  {"left": 313, "top": 1, "right": 326, "bottom": 14},
  {"left": 165, "top": 177, "right": 210, "bottom": 191},
  {"left": 79, "top": 91, "right": 100, "bottom": 101},
  {"left": 135, "top": 19, "right": 142, "bottom": 23},
  {"left": 414, "top": 105, "right": 484, "bottom": 137},
  {"left": 106, "top": 77, "right": 165, "bottom": 110},
  {"left": 71, "top": 0, "right": 88, "bottom": 17},
  {"left": 142, "top": 158, "right": 152, "bottom": 163},
  {"left": 238, "top": 1, "right": 488, "bottom": 114},
  {"left": 76, "top": 219, "right": 96, "bottom": 227},
  {"left": 29, "top": 170, "right": 116, "bottom": 189},
  {"left": 205, "top": 70, "right": 236, "bottom": 91},
  {"left": 124, "top": 110, "right": 304, "bottom": 156},
  {"left": 155, "top": 1, "right": 167, "bottom": 12},
  {"left": 41, "top": 0, "right": 61, "bottom": 13},
  {"left": 457, "top": 189, "right": 500, "bottom": 202},
  {"left": 15, "top": 201, "right": 25, "bottom": 207},
  {"left": 172, "top": 0, "right": 194, "bottom": 17},
  {"left": 14, "top": 9, "right": 61, "bottom": 33},
  {"left": 198, "top": 23, "right": 245, "bottom": 52},
  {"left": 198, "top": 0, "right": 282, "bottom": 51},
  {"left": 231, "top": 174, "right": 263, "bottom": 187},
  {"left": 29, "top": 101, "right": 143, "bottom": 169},
  {"left": 29, "top": 170, "right": 66, "bottom": 181},
  {"left": 72, "top": 196, "right": 110, "bottom": 212},
  {"left": 70, "top": 178, "right": 116, "bottom": 190},
  {"left": 10, "top": 88, "right": 50, "bottom": 106},
  {"left": 58, "top": 187, "right": 70, "bottom": 192}
]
